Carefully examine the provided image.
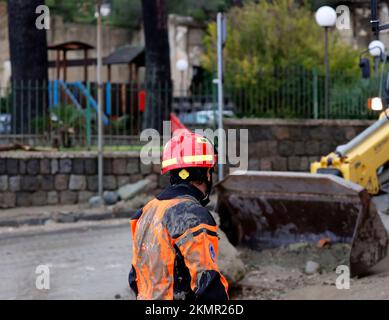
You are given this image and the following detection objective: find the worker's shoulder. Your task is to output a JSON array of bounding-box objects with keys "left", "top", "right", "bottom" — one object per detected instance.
[{"left": 163, "top": 198, "right": 216, "bottom": 238}]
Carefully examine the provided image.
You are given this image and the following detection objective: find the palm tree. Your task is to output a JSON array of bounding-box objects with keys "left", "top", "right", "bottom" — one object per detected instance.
[
  {"left": 7, "top": 0, "right": 48, "bottom": 133},
  {"left": 141, "top": 0, "right": 172, "bottom": 133}
]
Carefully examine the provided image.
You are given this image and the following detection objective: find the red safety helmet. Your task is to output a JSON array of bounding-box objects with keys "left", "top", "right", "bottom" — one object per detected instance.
[{"left": 161, "top": 131, "right": 216, "bottom": 175}]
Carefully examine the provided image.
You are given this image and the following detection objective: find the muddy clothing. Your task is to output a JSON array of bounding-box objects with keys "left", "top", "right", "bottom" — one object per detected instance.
[{"left": 129, "top": 183, "right": 229, "bottom": 300}]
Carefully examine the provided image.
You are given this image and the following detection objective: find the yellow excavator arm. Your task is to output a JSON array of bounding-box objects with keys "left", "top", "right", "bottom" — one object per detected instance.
[{"left": 311, "top": 110, "right": 389, "bottom": 194}]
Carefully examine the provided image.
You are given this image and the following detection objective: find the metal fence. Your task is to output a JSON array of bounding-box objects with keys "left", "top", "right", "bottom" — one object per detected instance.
[
  {"left": 223, "top": 67, "right": 381, "bottom": 120},
  {"left": 0, "top": 68, "right": 383, "bottom": 149}
]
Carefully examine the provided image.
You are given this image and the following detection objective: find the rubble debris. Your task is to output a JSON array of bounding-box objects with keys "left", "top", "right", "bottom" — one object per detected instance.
[
  {"left": 103, "top": 191, "right": 119, "bottom": 205},
  {"left": 373, "top": 194, "right": 389, "bottom": 215},
  {"left": 305, "top": 261, "right": 320, "bottom": 274},
  {"left": 210, "top": 211, "right": 245, "bottom": 284},
  {"left": 89, "top": 196, "right": 104, "bottom": 208},
  {"left": 238, "top": 243, "right": 350, "bottom": 274},
  {"left": 109, "top": 193, "right": 154, "bottom": 216},
  {"left": 118, "top": 180, "right": 151, "bottom": 201}
]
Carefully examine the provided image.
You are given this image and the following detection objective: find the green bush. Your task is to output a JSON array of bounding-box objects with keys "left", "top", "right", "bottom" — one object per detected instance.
[
  {"left": 201, "top": 0, "right": 369, "bottom": 118},
  {"left": 203, "top": 0, "right": 360, "bottom": 87}
]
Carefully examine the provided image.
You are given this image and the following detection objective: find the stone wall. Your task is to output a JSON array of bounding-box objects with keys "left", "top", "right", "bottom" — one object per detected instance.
[
  {"left": 224, "top": 118, "right": 373, "bottom": 172},
  {"left": 0, "top": 152, "right": 165, "bottom": 209},
  {"left": 0, "top": 119, "right": 376, "bottom": 208}
]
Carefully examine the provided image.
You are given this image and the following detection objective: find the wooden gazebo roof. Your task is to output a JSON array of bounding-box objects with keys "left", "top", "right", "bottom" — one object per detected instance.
[{"left": 48, "top": 41, "right": 95, "bottom": 51}]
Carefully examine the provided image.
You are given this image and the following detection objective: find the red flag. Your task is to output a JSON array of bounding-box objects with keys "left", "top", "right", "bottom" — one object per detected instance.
[{"left": 170, "top": 112, "right": 191, "bottom": 135}]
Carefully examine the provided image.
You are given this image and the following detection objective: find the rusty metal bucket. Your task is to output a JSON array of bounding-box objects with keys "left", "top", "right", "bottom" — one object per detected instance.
[{"left": 215, "top": 171, "right": 389, "bottom": 277}]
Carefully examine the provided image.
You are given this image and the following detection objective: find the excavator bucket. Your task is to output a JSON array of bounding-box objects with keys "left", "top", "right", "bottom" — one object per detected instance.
[{"left": 215, "top": 171, "right": 389, "bottom": 277}]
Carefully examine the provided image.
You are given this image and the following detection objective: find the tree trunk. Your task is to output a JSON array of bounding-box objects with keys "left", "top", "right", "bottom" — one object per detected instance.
[
  {"left": 7, "top": 0, "right": 48, "bottom": 134},
  {"left": 141, "top": 0, "right": 172, "bottom": 133}
]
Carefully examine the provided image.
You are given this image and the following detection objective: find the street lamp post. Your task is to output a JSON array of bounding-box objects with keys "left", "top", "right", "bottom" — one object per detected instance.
[
  {"left": 368, "top": 40, "right": 385, "bottom": 76},
  {"left": 96, "top": 1, "right": 111, "bottom": 198},
  {"left": 315, "top": 6, "right": 337, "bottom": 119}
]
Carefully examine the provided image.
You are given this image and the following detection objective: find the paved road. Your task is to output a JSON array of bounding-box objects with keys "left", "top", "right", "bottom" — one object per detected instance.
[
  {"left": 0, "top": 220, "right": 134, "bottom": 300},
  {"left": 1, "top": 195, "right": 388, "bottom": 300}
]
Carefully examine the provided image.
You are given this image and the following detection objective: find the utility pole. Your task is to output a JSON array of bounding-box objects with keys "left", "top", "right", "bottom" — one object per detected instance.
[
  {"left": 216, "top": 13, "right": 226, "bottom": 182},
  {"left": 96, "top": 1, "right": 104, "bottom": 198}
]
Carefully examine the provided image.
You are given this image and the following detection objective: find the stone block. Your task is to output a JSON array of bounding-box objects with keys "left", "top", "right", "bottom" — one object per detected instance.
[
  {"left": 22, "top": 176, "right": 41, "bottom": 191},
  {"left": 60, "top": 191, "right": 78, "bottom": 204},
  {"left": 55, "top": 174, "right": 69, "bottom": 191},
  {"left": 87, "top": 175, "right": 98, "bottom": 191},
  {"left": 248, "top": 159, "right": 259, "bottom": 170},
  {"left": 129, "top": 174, "right": 143, "bottom": 183},
  {"left": 40, "top": 159, "right": 51, "bottom": 174},
  {"left": 287, "top": 156, "right": 301, "bottom": 171},
  {"left": 117, "top": 176, "right": 130, "bottom": 187},
  {"left": 102, "top": 158, "right": 112, "bottom": 174},
  {"left": 41, "top": 175, "right": 55, "bottom": 191},
  {"left": 127, "top": 159, "right": 139, "bottom": 174},
  {"left": 112, "top": 158, "right": 127, "bottom": 175},
  {"left": 152, "top": 164, "right": 161, "bottom": 174},
  {"left": 59, "top": 159, "right": 72, "bottom": 174},
  {"left": 294, "top": 141, "right": 305, "bottom": 156},
  {"left": 278, "top": 140, "right": 295, "bottom": 157},
  {"left": 305, "top": 141, "right": 320, "bottom": 156},
  {"left": 51, "top": 159, "right": 59, "bottom": 174},
  {"left": 26, "top": 159, "right": 40, "bottom": 175},
  {"left": 249, "top": 127, "right": 274, "bottom": 141},
  {"left": 309, "top": 127, "right": 327, "bottom": 140},
  {"left": 300, "top": 157, "right": 310, "bottom": 171},
  {"left": 140, "top": 162, "right": 152, "bottom": 174},
  {"left": 6, "top": 159, "right": 18, "bottom": 175},
  {"left": 272, "top": 126, "right": 290, "bottom": 140},
  {"left": 259, "top": 159, "right": 272, "bottom": 171},
  {"left": 0, "top": 192, "right": 16, "bottom": 208},
  {"left": 85, "top": 158, "right": 97, "bottom": 174},
  {"left": 9, "top": 176, "right": 21, "bottom": 192},
  {"left": 72, "top": 158, "right": 84, "bottom": 174},
  {"left": 272, "top": 157, "right": 288, "bottom": 171},
  {"left": 31, "top": 191, "right": 47, "bottom": 206},
  {"left": 319, "top": 142, "right": 332, "bottom": 155},
  {"left": 19, "top": 160, "right": 27, "bottom": 174},
  {"left": 16, "top": 192, "right": 32, "bottom": 207},
  {"left": 103, "top": 176, "right": 117, "bottom": 190},
  {"left": 0, "top": 175, "right": 8, "bottom": 191},
  {"left": 78, "top": 191, "right": 95, "bottom": 203},
  {"left": 69, "top": 175, "right": 87, "bottom": 191},
  {"left": 0, "top": 159, "right": 5, "bottom": 174},
  {"left": 47, "top": 191, "right": 59, "bottom": 205},
  {"left": 345, "top": 127, "right": 357, "bottom": 140}
]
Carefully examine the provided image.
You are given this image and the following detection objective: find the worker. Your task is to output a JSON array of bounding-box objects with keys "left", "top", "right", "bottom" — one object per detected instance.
[{"left": 128, "top": 131, "right": 229, "bottom": 300}]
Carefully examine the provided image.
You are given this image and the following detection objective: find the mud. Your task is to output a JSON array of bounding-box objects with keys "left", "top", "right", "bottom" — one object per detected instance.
[{"left": 239, "top": 243, "right": 351, "bottom": 273}]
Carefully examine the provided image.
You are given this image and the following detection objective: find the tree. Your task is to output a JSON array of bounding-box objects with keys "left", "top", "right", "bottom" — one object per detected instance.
[
  {"left": 201, "top": 0, "right": 363, "bottom": 118},
  {"left": 141, "top": 0, "right": 172, "bottom": 133},
  {"left": 202, "top": 0, "right": 360, "bottom": 87},
  {"left": 7, "top": 0, "right": 48, "bottom": 133}
]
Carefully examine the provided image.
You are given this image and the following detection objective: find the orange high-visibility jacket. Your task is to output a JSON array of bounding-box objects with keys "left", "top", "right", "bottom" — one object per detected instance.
[{"left": 129, "top": 183, "right": 229, "bottom": 300}]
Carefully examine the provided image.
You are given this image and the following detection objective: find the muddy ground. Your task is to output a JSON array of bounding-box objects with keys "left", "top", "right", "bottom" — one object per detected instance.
[
  {"left": 231, "top": 245, "right": 389, "bottom": 300},
  {"left": 228, "top": 195, "right": 389, "bottom": 300}
]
